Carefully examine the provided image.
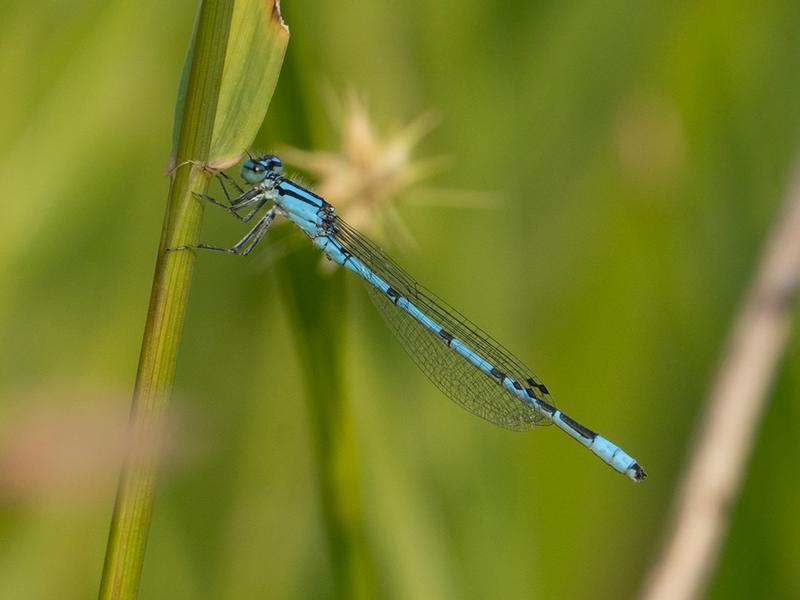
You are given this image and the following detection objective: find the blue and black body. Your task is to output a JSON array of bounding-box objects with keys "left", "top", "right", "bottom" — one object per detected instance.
[{"left": 175, "top": 154, "right": 647, "bottom": 482}]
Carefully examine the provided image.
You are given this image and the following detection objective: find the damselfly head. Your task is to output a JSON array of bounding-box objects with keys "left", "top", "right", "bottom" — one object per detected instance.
[{"left": 242, "top": 154, "right": 283, "bottom": 184}]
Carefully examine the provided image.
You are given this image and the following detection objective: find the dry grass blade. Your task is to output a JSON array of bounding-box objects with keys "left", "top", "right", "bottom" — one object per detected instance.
[{"left": 641, "top": 160, "right": 800, "bottom": 600}]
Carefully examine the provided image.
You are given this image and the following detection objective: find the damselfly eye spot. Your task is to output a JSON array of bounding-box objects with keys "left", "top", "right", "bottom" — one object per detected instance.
[{"left": 257, "top": 154, "right": 283, "bottom": 174}]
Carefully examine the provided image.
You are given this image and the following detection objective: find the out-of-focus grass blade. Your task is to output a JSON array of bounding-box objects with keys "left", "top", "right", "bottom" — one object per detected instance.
[{"left": 171, "top": 0, "right": 289, "bottom": 170}]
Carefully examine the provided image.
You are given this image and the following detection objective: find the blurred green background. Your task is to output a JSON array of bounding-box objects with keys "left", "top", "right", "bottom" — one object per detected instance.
[{"left": 2, "top": 1, "right": 799, "bottom": 599}]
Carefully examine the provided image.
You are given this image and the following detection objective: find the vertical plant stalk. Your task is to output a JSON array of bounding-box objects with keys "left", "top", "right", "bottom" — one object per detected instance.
[
  {"left": 98, "top": 0, "right": 288, "bottom": 593},
  {"left": 641, "top": 162, "right": 800, "bottom": 600},
  {"left": 97, "top": 3, "right": 235, "bottom": 599},
  {"left": 98, "top": 0, "right": 291, "bottom": 595}
]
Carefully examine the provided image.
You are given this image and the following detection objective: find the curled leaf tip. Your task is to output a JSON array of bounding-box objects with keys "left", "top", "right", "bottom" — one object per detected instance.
[
  {"left": 272, "top": 0, "right": 289, "bottom": 32},
  {"left": 208, "top": 155, "right": 244, "bottom": 171}
]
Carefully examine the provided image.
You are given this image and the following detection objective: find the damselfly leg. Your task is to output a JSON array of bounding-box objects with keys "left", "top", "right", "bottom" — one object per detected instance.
[
  {"left": 193, "top": 180, "right": 274, "bottom": 223},
  {"left": 171, "top": 177, "right": 277, "bottom": 255},
  {"left": 171, "top": 207, "right": 278, "bottom": 256},
  {"left": 218, "top": 171, "right": 246, "bottom": 198}
]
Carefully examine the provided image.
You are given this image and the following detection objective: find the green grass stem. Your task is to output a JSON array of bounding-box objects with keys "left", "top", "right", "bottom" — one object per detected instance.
[{"left": 98, "top": 2, "right": 288, "bottom": 598}]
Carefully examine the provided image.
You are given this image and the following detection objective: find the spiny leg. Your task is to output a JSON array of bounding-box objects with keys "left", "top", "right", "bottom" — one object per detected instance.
[
  {"left": 212, "top": 172, "right": 241, "bottom": 204},
  {"left": 232, "top": 194, "right": 273, "bottom": 223},
  {"left": 233, "top": 210, "right": 277, "bottom": 256},
  {"left": 194, "top": 190, "right": 237, "bottom": 212},
  {"left": 193, "top": 188, "right": 273, "bottom": 223},
  {"left": 215, "top": 171, "right": 269, "bottom": 210},
  {"left": 226, "top": 208, "right": 277, "bottom": 256},
  {"left": 170, "top": 208, "right": 277, "bottom": 256},
  {"left": 218, "top": 171, "right": 246, "bottom": 198}
]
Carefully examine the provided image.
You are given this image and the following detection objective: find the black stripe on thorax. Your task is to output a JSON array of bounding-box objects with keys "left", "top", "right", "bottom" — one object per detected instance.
[{"left": 276, "top": 179, "right": 325, "bottom": 207}]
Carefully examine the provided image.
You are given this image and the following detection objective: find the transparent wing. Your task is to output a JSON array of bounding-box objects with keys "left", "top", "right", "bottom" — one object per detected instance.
[{"left": 332, "top": 217, "right": 555, "bottom": 431}]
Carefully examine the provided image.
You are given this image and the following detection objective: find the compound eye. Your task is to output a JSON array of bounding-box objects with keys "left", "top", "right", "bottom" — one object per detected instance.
[{"left": 241, "top": 159, "right": 268, "bottom": 184}]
